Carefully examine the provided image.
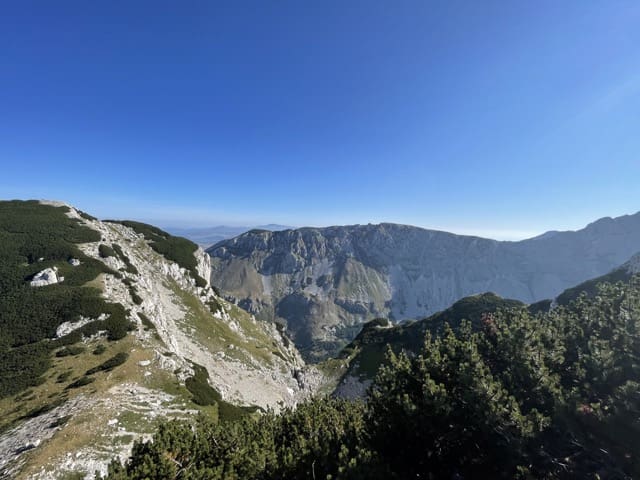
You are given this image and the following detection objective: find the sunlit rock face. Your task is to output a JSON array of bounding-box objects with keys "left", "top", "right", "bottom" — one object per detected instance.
[{"left": 208, "top": 213, "right": 640, "bottom": 360}]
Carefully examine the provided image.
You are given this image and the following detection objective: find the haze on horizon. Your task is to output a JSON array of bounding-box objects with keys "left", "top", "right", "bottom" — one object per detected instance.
[{"left": 1, "top": 2, "right": 639, "bottom": 240}]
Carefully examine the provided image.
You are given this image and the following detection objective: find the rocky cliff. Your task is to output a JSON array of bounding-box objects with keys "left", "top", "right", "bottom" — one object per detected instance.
[
  {"left": 208, "top": 212, "right": 640, "bottom": 360},
  {"left": 0, "top": 201, "right": 318, "bottom": 480}
]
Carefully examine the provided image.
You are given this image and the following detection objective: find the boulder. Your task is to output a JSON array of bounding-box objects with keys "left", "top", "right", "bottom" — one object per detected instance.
[{"left": 30, "top": 267, "right": 64, "bottom": 287}]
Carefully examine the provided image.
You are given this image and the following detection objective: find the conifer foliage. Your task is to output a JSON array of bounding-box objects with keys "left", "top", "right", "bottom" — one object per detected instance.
[{"left": 103, "top": 278, "right": 640, "bottom": 479}]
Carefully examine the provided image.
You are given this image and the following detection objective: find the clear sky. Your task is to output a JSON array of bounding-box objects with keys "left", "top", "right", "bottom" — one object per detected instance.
[{"left": 1, "top": 1, "right": 639, "bottom": 240}]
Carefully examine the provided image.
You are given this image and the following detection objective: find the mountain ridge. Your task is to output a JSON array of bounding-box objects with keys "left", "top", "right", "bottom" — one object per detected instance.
[
  {"left": 208, "top": 211, "right": 640, "bottom": 360},
  {"left": 0, "top": 200, "right": 317, "bottom": 479}
]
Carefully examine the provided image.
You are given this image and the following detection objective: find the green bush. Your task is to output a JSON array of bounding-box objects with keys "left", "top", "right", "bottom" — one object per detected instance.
[
  {"left": 111, "top": 244, "right": 138, "bottom": 275},
  {"left": 86, "top": 352, "right": 129, "bottom": 375},
  {"left": 129, "top": 286, "right": 143, "bottom": 305},
  {"left": 56, "top": 371, "right": 72, "bottom": 383},
  {"left": 106, "top": 220, "right": 205, "bottom": 287},
  {"left": 55, "top": 345, "right": 85, "bottom": 357},
  {"left": 66, "top": 376, "right": 94, "bottom": 389},
  {"left": 184, "top": 363, "right": 256, "bottom": 421},
  {"left": 105, "top": 277, "right": 640, "bottom": 480},
  {"left": 184, "top": 364, "right": 219, "bottom": 406},
  {"left": 99, "top": 244, "right": 116, "bottom": 258},
  {"left": 137, "top": 312, "right": 155, "bottom": 331},
  {"left": 78, "top": 210, "right": 98, "bottom": 222}
]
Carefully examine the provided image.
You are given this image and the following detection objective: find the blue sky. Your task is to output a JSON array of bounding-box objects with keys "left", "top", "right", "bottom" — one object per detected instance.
[{"left": 1, "top": 1, "right": 639, "bottom": 239}]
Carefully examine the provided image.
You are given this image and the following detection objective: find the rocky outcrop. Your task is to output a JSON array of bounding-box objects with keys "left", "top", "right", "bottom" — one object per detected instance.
[
  {"left": 29, "top": 267, "right": 63, "bottom": 287},
  {"left": 208, "top": 213, "right": 640, "bottom": 360},
  {"left": 2, "top": 202, "right": 319, "bottom": 480}
]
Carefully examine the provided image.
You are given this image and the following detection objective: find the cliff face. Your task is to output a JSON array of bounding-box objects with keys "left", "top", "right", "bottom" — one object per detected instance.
[
  {"left": 0, "top": 202, "right": 316, "bottom": 480},
  {"left": 208, "top": 213, "right": 640, "bottom": 360}
]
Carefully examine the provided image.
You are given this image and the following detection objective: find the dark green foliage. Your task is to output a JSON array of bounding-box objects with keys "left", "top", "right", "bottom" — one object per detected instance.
[
  {"left": 184, "top": 364, "right": 218, "bottom": 406},
  {"left": 86, "top": 352, "right": 129, "bottom": 375},
  {"left": 111, "top": 244, "right": 138, "bottom": 275},
  {"left": 56, "top": 371, "right": 72, "bottom": 383},
  {"left": 49, "top": 414, "right": 72, "bottom": 428},
  {"left": 77, "top": 210, "right": 98, "bottom": 222},
  {"left": 185, "top": 363, "right": 257, "bottom": 421},
  {"left": 98, "top": 244, "right": 116, "bottom": 258},
  {"left": 66, "top": 376, "right": 94, "bottom": 389},
  {"left": 55, "top": 345, "right": 85, "bottom": 357},
  {"left": 107, "top": 277, "right": 640, "bottom": 479},
  {"left": 137, "top": 312, "right": 154, "bottom": 331},
  {"left": 93, "top": 344, "right": 107, "bottom": 355},
  {"left": 106, "top": 220, "right": 206, "bottom": 287},
  {"left": 128, "top": 286, "right": 143, "bottom": 305},
  {"left": 0, "top": 201, "right": 130, "bottom": 398},
  {"left": 100, "top": 399, "right": 369, "bottom": 480},
  {"left": 205, "top": 297, "right": 221, "bottom": 315},
  {"left": 528, "top": 298, "right": 553, "bottom": 314},
  {"left": 341, "top": 292, "right": 524, "bottom": 378}
]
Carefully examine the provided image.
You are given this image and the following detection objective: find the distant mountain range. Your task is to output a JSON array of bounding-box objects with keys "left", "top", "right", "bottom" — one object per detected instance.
[
  {"left": 165, "top": 224, "right": 292, "bottom": 247},
  {"left": 208, "top": 211, "right": 640, "bottom": 360}
]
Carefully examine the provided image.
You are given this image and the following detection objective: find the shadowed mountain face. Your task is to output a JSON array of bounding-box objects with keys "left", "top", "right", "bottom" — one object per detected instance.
[{"left": 207, "top": 212, "right": 640, "bottom": 360}]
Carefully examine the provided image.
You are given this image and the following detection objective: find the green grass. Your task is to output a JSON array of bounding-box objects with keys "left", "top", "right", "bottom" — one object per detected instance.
[{"left": 166, "top": 279, "right": 275, "bottom": 367}]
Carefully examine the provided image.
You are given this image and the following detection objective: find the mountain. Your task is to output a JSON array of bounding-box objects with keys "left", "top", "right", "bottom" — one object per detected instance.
[
  {"left": 207, "top": 212, "right": 640, "bottom": 360},
  {"left": 332, "top": 252, "right": 640, "bottom": 399},
  {"left": 0, "top": 201, "right": 317, "bottom": 479},
  {"left": 164, "top": 224, "right": 292, "bottom": 248}
]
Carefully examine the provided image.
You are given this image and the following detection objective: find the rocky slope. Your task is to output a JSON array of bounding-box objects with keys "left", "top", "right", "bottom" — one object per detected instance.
[
  {"left": 0, "top": 202, "right": 317, "bottom": 480},
  {"left": 208, "top": 212, "right": 640, "bottom": 360}
]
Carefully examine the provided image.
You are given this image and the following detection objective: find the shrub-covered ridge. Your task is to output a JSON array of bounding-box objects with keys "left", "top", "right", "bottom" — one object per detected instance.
[
  {"left": 0, "top": 201, "right": 132, "bottom": 398},
  {"left": 104, "top": 277, "right": 640, "bottom": 479}
]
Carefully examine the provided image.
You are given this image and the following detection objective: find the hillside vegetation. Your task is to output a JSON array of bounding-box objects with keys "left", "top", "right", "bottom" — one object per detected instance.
[
  {"left": 0, "top": 201, "right": 309, "bottom": 479},
  {"left": 0, "top": 201, "right": 132, "bottom": 398},
  {"left": 105, "top": 276, "right": 640, "bottom": 479},
  {"left": 337, "top": 292, "right": 525, "bottom": 379},
  {"left": 106, "top": 220, "right": 207, "bottom": 287}
]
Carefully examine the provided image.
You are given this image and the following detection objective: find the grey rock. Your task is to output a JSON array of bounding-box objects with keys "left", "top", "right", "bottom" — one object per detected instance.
[{"left": 208, "top": 212, "right": 640, "bottom": 360}]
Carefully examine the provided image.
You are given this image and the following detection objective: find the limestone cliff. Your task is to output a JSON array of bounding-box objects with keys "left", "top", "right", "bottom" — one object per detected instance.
[{"left": 208, "top": 213, "right": 640, "bottom": 360}]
